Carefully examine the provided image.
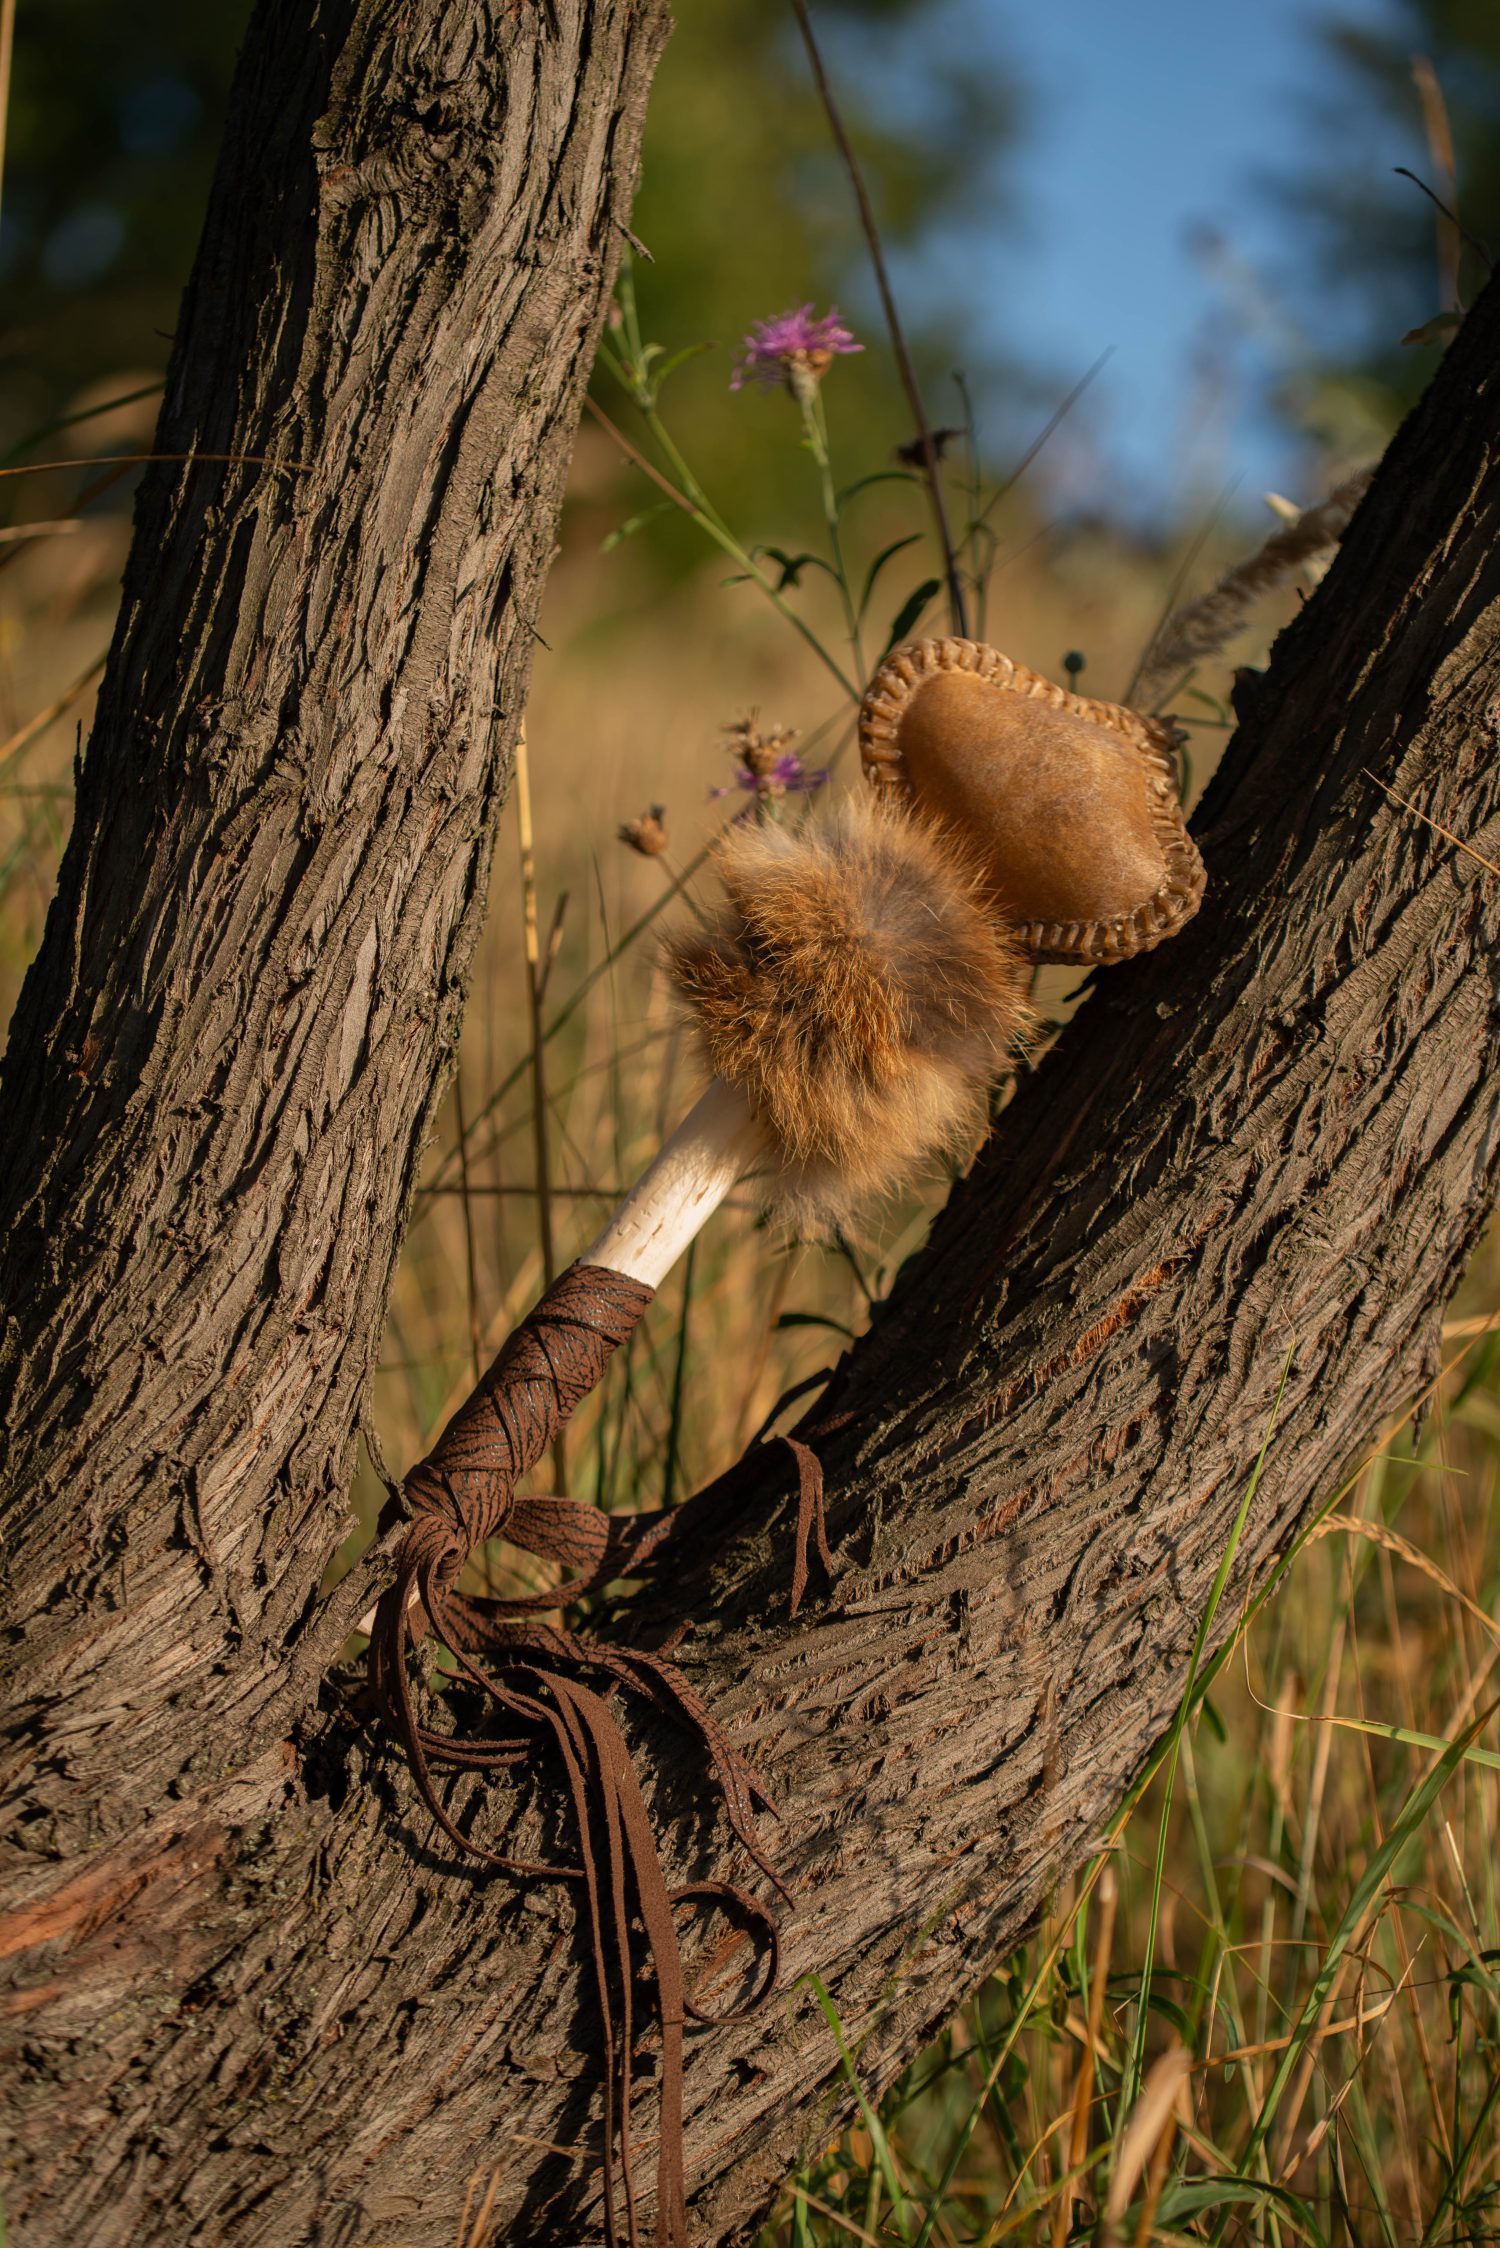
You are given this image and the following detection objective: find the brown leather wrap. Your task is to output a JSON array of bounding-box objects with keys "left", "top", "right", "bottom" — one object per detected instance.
[{"left": 368, "top": 1263, "right": 783, "bottom": 2248}]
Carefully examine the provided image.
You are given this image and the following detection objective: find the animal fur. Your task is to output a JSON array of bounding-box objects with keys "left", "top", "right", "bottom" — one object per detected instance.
[{"left": 664, "top": 794, "right": 1031, "bottom": 1232}]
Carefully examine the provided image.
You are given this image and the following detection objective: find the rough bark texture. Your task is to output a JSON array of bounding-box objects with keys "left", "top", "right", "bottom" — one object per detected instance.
[
  {"left": 3, "top": 14, "right": 1500, "bottom": 2246},
  {"left": 0, "top": 0, "right": 674, "bottom": 2234},
  {"left": 0, "top": 0, "right": 669, "bottom": 1850}
]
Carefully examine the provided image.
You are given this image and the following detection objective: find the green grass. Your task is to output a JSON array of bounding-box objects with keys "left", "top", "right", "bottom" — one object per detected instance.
[{"left": 754, "top": 1328, "right": 1500, "bottom": 2246}]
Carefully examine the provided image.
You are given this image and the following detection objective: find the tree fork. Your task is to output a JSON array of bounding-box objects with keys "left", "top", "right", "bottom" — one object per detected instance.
[{"left": 3, "top": 19, "right": 1500, "bottom": 2248}]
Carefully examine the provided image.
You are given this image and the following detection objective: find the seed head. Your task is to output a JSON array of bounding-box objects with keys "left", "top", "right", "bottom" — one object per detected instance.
[{"left": 618, "top": 805, "right": 669, "bottom": 857}]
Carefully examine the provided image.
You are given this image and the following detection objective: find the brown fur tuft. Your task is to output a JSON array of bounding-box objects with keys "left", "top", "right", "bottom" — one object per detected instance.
[{"left": 664, "top": 795, "right": 1031, "bottom": 1232}]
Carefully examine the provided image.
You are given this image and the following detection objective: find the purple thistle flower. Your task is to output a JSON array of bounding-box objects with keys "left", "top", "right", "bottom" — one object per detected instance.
[{"left": 730, "top": 304, "right": 863, "bottom": 394}]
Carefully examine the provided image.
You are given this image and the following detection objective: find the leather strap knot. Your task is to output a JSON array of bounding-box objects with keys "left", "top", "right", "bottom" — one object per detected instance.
[{"left": 369, "top": 1262, "right": 783, "bottom": 2248}]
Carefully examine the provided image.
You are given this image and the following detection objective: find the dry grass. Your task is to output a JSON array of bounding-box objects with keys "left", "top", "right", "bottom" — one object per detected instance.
[
  {"left": 4, "top": 416, "right": 1497, "bottom": 2248},
  {"left": 760, "top": 1309, "right": 1500, "bottom": 2244}
]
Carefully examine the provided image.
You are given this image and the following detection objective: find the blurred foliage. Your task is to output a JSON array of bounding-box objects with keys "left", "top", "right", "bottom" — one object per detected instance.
[
  {"left": 0, "top": 0, "right": 1024, "bottom": 559},
  {"left": 1261, "top": 0, "right": 1500, "bottom": 455},
  {"left": 0, "top": 0, "right": 245, "bottom": 435},
  {"left": 606, "top": 0, "right": 1025, "bottom": 569}
]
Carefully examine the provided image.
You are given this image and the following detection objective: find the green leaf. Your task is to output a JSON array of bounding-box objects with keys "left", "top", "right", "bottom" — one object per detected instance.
[
  {"left": 1309, "top": 1710, "right": 1500, "bottom": 1773},
  {"left": 1164, "top": 2176, "right": 1326, "bottom": 2242},
  {"left": 600, "top": 500, "right": 677, "bottom": 553},
  {"left": 795, "top": 1974, "right": 915, "bottom": 2244},
  {"left": 650, "top": 340, "right": 712, "bottom": 391},
  {"left": 1124, "top": 1348, "right": 1293, "bottom": 2114},
  {"left": 880, "top": 578, "right": 942, "bottom": 656},
  {"left": 775, "top": 1312, "right": 856, "bottom": 1339},
  {"left": 858, "top": 534, "right": 924, "bottom": 624},
  {"left": 751, "top": 545, "right": 837, "bottom": 592},
  {"left": 835, "top": 468, "right": 922, "bottom": 511}
]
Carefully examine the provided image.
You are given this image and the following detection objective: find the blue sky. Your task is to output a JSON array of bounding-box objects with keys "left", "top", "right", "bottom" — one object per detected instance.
[{"left": 871, "top": 0, "right": 1415, "bottom": 520}]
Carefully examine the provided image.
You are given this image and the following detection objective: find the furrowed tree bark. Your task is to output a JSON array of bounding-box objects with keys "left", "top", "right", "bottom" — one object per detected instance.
[
  {"left": 0, "top": 0, "right": 674, "bottom": 2235},
  {"left": 3, "top": 26, "right": 1500, "bottom": 2248},
  {"left": 0, "top": 0, "right": 669, "bottom": 1814}
]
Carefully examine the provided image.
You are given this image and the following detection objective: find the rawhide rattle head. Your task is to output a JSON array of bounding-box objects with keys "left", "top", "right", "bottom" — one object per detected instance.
[{"left": 858, "top": 637, "right": 1206, "bottom": 964}]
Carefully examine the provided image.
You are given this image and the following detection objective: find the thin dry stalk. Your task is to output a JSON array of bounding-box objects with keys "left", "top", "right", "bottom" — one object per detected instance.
[
  {"left": 452, "top": 1065, "right": 482, "bottom": 1386},
  {"left": 789, "top": 2184, "right": 881, "bottom": 2244},
  {"left": 1201, "top": 1990, "right": 1398, "bottom": 2071},
  {"left": 0, "top": 449, "right": 307, "bottom": 480},
  {"left": 0, "top": 0, "right": 18, "bottom": 236},
  {"left": 420, "top": 1181, "right": 625, "bottom": 1201},
  {"left": 1367, "top": 1976, "right": 1426, "bottom": 2234},
  {"left": 1104, "top": 2045, "right": 1190, "bottom": 2236},
  {"left": 582, "top": 392, "right": 695, "bottom": 520},
  {"left": 455, "top": 2163, "right": 505, "bottom": 2248},
  {"left": 1132, "top": 468, "right": 1374, "bottom": 710},
  {"left": 1367, "top": 772, "right": 1500, "bottom": 881},
  {"left": 1051, "top": 1864, "right": 1118, "bottom": 2247},
  {"left": 789, "top": 0, "right": 969, "bottom": 641},
  {"left": 1387, "top": 1907, "right": 1450, "bottom": 2175},
  {"left": 1271, "top": 1907, "right": 1383, "bottom": 2182},
  {"left": 0, "top": 653, "right": 105, "bottom": 773},
  {"left": 0, "top": 518, "right": 82, "bottom": 544},
  {"left": 970, "top": 350, "right": 1113, "bottom": 544},
  {"left": 1129, "top": 2096, "right": 1181, "bottom": 2248},
  {"left": 1449, "top": 1608, "right": 1500, "bottom": 1731},
  {"left": 1412, "top": 56, "right": 1462, "bottom": 313},
  {"left": 511, "top": 727, "right": 565, "bottom": 1490},
  {"left": 0, "top": 461, "right": 136, "bottom": 579},
  {"left": 1308, "top": 1512, "right": 1500, "bottom": 1647},
  {"left": 1289, "top": 1563, "right": 1351, "bottom": 1959}
]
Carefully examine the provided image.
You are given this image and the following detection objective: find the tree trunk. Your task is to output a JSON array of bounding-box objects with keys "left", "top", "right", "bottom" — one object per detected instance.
[
  {"left": 0, "top": 0, "right": 674, "bottom": 2234},
  {"left": 4, "top": 10, "right": 1500, "bottom": 2243}
]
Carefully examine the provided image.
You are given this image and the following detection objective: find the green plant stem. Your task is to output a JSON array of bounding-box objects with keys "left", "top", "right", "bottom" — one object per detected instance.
[
  {"left": 1213, "top": 1700, "right": 1500, "bottom": 2248},
  {"left": 789, "top": 0, "right": 967, "bottom": 639},
  {"left": 1417, "top": 2029, "right": 1500, "bottom": 2246},
  {"left": 599, "top": 253, "right": 864, "bottom": 694},
  {"left": 800, "top": 383, "right": 865, "bottom": 679},
  {"left": 587, "top": 384, "right": 860, "bottom": 702},
  {"left": 638, "top": 393, "right": 860, "bottom": 698},
  {"left": 1121, "top": 1349, "right": 1294, "bottom": 2118},
  {"left": 0, "top": 381, "right": 164, "bottom": 472},
  {"left": 662, "top": 1237, "right": 697, "bottom": 1508}
]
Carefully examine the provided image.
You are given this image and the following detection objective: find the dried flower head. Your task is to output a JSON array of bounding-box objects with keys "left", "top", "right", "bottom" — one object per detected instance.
[
  {"left": 730, "top": 304, "right": 863, "bottom": 397},
  {"left": 664, "top": 794, "right": 1031, "bottom": 1233},
  {"left": 618, "top": 805, "right": 669, "bottom": 856},
  {"left": 711, "top": 714, "right": 827, "bottom": 801}
]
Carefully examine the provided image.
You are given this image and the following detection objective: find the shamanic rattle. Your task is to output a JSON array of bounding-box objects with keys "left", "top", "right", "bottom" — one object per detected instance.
[{"left": 367, "top": 639, "right": 1204, "bottom": 2248}]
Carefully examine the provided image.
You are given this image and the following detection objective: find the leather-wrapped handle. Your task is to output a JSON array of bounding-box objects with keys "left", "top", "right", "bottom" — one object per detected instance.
[{"left": 365, "top": 1261, "right": 781, "bottom": 2248}]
